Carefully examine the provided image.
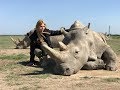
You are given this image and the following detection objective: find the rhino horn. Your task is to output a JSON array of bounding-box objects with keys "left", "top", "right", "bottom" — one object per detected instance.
[
  {"left": 58, "top": 42, "right": 67, "bottom": 51},
  {"left": 41, "top": 44, "right": 64, "bottom": 62},
  {"left": 10, "top": 36, "right": 18, "bottom": 45}
]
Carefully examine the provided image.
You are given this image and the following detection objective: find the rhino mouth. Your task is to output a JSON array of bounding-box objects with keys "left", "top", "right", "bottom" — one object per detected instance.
[
  {"left": 62, "top": 67, "right": 77, "bottom": 76},
  {"left": 54, "top": 64, "right": 77, "bottom": 76}
]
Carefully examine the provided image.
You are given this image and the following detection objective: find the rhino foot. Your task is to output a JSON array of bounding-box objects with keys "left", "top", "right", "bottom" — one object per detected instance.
[
  {"left": 105, "top": 65, "right": 117, "bottom": 71},
  {"left": 82, "top": 59, "right": 105, "bottom": 70}
]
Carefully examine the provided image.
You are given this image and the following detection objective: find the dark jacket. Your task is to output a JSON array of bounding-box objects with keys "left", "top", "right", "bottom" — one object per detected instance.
[{"left": 29, "top": 29, "right": 62, "bottom": 62}]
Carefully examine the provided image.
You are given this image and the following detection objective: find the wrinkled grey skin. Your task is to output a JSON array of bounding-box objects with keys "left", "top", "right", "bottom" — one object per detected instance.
[
  {"left": 41, "top": 26, "right": 117, "bottom": 76},
  {"left": 10, "top": 30, "right": 65, "bottom": 49}
]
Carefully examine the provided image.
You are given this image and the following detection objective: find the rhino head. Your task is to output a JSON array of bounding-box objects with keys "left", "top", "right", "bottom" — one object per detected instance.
[
  {"left": 10, "top": 36, "right": 29, "bottom": 49},
  {"left": 10, "top": 30, "right": 35, "bottom": 49},
  {"left": 42, "top": 25, "right": 91, "bottom": 75}
]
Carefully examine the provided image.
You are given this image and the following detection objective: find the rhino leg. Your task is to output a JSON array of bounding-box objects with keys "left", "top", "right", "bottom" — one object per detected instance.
[
  {"left": 34, "top": 49, "right": 50, "bottom": 67},
  {"left": 34, "top": 49, "right": 44, "bottom": 64},
  {"left": 34, "top": 49, "right": 42, "bottom": 59},
  {"left": 82, "top": 50, "right": 105, "bottom": 70},
  {"left": 82, "top": 59, "right": 105, "bottom": 70},
  {"left": 102, "top": 47, "right": 117, "bottom": 71}
]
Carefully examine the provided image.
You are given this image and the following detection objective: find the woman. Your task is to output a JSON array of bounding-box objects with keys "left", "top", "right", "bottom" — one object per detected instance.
[{"left": 27, "top": 20, "right": 64, "bottom": 66}]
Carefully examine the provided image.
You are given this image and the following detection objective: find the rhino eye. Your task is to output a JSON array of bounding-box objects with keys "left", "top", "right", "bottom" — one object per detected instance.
[
  {"left": 75, "top": 51, "right": 79, "bottom": 53},
  {"left": 66, "top": 68, "right": 70, "bottom": 71},
  {"left": 74, "top": 48, "right": 80, "bottom": 54}
]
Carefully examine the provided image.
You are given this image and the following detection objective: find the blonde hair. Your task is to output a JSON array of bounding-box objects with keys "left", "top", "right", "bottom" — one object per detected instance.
[{"left": 35, "top": 19, "right": 47, "bottom": 29}]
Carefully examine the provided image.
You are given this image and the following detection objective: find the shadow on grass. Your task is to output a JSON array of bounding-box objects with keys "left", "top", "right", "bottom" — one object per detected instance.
[
  {"left": 21, "top": 67, "right": 54, "bottom": 76},
  {"left": 18, "top": 60, "right": 40, "bottom": 68},
  {"left": 18, "top": 60, "right": 29, "bottom": 66},
  {"left": 19, "top": 59, "right": 56, "bottom": 76}
]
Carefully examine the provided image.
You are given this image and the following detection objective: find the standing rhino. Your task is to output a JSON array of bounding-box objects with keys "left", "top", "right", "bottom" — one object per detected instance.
[{"left": 41, "top": 23, "right": 117, "bottom": 76}]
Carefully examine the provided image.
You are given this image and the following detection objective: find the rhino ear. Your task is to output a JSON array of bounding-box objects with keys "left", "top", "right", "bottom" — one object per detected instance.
[
  {"left": 88, "top": 23, "right": 90, "bottom": 28},
  {"left": 83, "top": 23, "right": 90, "bottom": 34}
]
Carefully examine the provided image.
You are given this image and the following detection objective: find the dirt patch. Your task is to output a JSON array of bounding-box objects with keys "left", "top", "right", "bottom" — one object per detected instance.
[{"left": 0, "top": 49, "right": 120, "bottom": 90}]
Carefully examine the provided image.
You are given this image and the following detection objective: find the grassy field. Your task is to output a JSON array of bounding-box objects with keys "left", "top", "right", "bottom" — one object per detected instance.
[
  {"left": 0, "top": 35, "right": 120, "bottom": 90},
  {"left": 107, "top": 35, "right": 120, "bottom": 54}
]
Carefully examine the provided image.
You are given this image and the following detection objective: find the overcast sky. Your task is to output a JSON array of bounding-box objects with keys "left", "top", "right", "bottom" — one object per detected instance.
[{"left": 0, "top": 0, "right": 120, "bottom": 35}]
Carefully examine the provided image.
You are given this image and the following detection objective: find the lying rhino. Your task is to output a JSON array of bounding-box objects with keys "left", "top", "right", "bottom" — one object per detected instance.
[
  {"left": 41, "top": 23, "right": 117, "bottom": 76},
  {"left": 10, "top": 30, "right": 34, "bottom": 49}
]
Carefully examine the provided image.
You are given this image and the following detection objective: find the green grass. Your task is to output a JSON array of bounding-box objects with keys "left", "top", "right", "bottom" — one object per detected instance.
[
  {"left": 102, "top": 78, "right": 120, "bottom": 83},
  {"left": 0, "top": 35, "right": 24, "bottom": 49},
  {"left": 0, "top": 54, "right": 29, "bottom": 60},
  {"left": 107, "top": 36, "right": 120, "bottom": 54}
]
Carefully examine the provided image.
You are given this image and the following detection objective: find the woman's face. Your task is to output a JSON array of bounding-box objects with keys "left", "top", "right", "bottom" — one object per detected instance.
[{"left": 37, "top": 23, "right": 46, "bottom": 32}]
